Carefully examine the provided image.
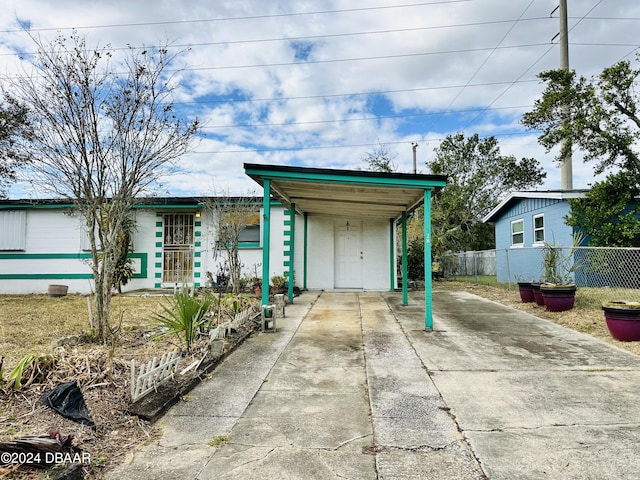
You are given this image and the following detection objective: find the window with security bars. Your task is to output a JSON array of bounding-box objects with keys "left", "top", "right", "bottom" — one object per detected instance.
[{"left": 163, "top": 213, "right": 194, "bottom": 283}]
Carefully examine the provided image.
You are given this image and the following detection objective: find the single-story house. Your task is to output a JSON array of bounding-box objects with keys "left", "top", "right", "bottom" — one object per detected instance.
[
  {"left": 482, "top": 190, "right": 587, "bottom": 283},
  {"left": 0, "top": 163, "right": 447, "bottom": 328}
]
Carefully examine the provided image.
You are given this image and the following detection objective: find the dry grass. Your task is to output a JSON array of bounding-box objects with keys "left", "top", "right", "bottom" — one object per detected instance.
[
  {"left": 0, "top": 294, "right": 167, "bottom": 370},
  {"left": 437, "top": 281, "right": 640, "bottom": 356},
  {"left": 0, "top": 292, "right": 206, "bottom": 479}
]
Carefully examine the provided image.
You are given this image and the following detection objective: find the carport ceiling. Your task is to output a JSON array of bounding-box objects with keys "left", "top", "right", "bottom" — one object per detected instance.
[{"left": 244, "top": 163, "right": 447, "bottom": 220}]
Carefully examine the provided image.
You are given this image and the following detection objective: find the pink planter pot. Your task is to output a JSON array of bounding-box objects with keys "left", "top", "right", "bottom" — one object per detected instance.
[
  {"left": 540, "top": 285, "right": 576, "bottom": 312},
  {"left": 603, "top": 302, "right": 640, "bottom": 341},
  {"left": 517, "top": 282, "right": 535, "bottom": 303},
  {"left": 531, "top": 283, "right": 545, "bottom": 306}
]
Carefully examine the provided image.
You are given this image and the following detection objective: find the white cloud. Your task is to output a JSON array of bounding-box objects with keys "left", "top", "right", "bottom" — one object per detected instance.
[{"left": 2, "top": 0, "right": 639, "bottom": 198}]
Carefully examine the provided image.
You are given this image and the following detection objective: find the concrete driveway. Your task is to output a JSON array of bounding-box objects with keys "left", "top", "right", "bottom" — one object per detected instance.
[{"left": 107, "top": 288, "right": 640, "bottom": 479}]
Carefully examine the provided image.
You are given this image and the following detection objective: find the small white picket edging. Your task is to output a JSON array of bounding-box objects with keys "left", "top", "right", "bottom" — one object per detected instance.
[
  {"left": 232, "top": 307, "right": 254, "bottom": 329},
  {"left": 130, "top": 350, "right": 181, "bottom": 402},
  {"left": 209, "top": 321, "right": 232, "bottom": 340}
]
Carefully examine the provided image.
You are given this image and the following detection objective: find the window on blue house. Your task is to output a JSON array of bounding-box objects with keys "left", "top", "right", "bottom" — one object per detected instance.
[
  {"left": 533, "top": 214, "right": 545, "bottom": 244},
  {"left": 511, "top": 219, "right": 524, "bottom": 247}
]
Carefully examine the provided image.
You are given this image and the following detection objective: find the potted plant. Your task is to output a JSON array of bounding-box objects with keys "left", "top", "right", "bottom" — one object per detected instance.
[
  {"left": 539, "top": 234, "right": 583, "bottom": 312},
  {"left": 531, "top": 281, "right": 545, "bottom": 306},
  {"left": 602, "top": 301, "right": 640, "bottom": 341},
  {"left": 516, "top": 277, "right": 535, "bottom": 303}
]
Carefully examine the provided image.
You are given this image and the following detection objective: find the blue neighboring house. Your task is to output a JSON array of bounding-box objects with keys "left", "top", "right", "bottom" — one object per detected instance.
[{"left": 483, "top": 190, "right": 588, "bottom": 283}]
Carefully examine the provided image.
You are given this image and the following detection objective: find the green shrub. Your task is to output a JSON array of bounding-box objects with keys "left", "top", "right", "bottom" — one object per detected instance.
[
  {"left": 154, "top": 286, "right": 213, "bottom": 352},
  {"left": 407, "top": 238, "right": 424, "bottom": 280},
  {"left": 271, "top": 275, "right": 287, "bottom": 289}
]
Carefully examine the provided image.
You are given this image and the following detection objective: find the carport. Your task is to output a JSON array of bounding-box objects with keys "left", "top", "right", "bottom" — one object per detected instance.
[{"left": 244, "top": 163, "right": 446, "bottom": 330}]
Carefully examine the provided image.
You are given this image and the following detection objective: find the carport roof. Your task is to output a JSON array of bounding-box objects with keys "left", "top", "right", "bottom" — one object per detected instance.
[{"left": 244, "top": 163, "right": 447, "bottom": 220}]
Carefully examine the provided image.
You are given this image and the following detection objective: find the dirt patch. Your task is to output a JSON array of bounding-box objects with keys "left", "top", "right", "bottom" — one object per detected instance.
[{"left": 0, "top": 293, "right": 259, "bottom": 479}]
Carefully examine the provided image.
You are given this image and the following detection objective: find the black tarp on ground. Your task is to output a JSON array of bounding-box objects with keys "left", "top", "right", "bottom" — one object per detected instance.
[{"left": 41, "top": 380, "right": 95, "bottom": 428}]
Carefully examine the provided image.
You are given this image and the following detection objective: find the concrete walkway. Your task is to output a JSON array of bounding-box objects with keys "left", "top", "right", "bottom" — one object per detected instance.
[{"left": 107, "top": 288, "right": 640, "bottom": 479}]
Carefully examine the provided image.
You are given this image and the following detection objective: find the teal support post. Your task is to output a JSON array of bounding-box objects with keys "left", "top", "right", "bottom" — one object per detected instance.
[
  {"left": 303, "top": 213, "right": 308, "bottom": 291},
  {"left": 401, "top": 211, "right": 408, "bottom": 305},
  {"left": 389, "top": 218, "right": 395, "bottom": 291},
  {"left": 287, "top": 203, "right": 296, "bottom": 303},
  {"left": 424, "top": 189, "right": 433, "bottom": 331},
  {"left": 261, "top": 179, "right": 271, "bottom": 307}
]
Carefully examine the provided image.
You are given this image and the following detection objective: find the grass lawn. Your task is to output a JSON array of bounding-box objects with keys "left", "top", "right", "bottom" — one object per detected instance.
[{"left": 0, "top": 294, "right": 167, "bottom": 373}]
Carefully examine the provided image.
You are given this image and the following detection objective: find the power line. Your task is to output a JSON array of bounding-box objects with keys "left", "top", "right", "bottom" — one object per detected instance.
[
  {"left": 427, "top": 0, "right": 536, "bottom": 133},
  {"left": 459, "top": 0, "right": 605, "bottom": 136},
  {"left": 2, "top": 0, "right": 472, "bottom": 33},
  {"left": 200, "top": 105, "right": 532, "bottom": 130},
  {"left": 176, "top": 79, "right": 539, "bottom": 107},
  {"left": 183, "top": 130, "right": 534, "bottom": 156},
  {"left": 0, "top": 17, "right": 552, "bottom": 58}
]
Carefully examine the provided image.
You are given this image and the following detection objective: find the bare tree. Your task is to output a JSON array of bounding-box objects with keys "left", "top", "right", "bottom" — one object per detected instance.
[
  {"left": 205, "top": 192, "right": 260, "bottom": 294},
  {"left": 4, "top": 32, "right": 199, "bottom": 341}
]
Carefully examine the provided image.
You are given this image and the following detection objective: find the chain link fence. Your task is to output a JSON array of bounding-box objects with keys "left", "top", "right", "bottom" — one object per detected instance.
[{"left": 444, "top": 247, "right": 640, "bottom": 308}]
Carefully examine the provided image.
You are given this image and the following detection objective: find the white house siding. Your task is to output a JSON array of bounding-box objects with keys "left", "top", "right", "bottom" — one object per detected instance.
[
  {"left": 304, "top": 216, "right": 390, "bottom": 291},
  {"left": 306, "top": 216, "right": 335, "bottom": 290},
  {"left": 0, "top": 203, "right": 392, "bottom": 294},
  {"left": 362, "top": 220, "right": 391, "bottom": 290},
  {"left": 0, "top": 209, "right": 92, "bottom": 294}
]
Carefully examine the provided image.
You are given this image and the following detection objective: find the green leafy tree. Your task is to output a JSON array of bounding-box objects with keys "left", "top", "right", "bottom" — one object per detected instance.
[
  {"left": 522, "top": 61, "right": 640, "bottom": 246},
  {"left": 362, "top": 142, "right": 398, "bottom": 172},
  {"left": 0, "top": 96, "right": 32, "bottom": 198},
  {"left": 429, "top": 133, "right": 546, "bottom": 256},
  {"left": 5, "top": 32, "right": 199, "bottom": 341},
  {"left": 566, "top": 172, "right": 640, "bottom": 246}
]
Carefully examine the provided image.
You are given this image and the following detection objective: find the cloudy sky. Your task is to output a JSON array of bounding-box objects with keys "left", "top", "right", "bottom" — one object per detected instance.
[{"left": 1, "top": 0, "right": 639, "bottom": 198}]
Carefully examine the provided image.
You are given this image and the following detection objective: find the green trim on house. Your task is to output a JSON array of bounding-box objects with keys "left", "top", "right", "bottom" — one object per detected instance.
[
  {"left": 245, "top": 164, "right": 447, "bottom": 190},
  {"left": 0, "top": 203, "right": 74, "bottom": 210},
  {"left": 0, "top": 252, "right": 148, "bottom": 280},
  {"left": 155, "top": 217, "right": 164, "bottom": 284},
  {"left": 238, "top": 241, "right": 260, "bottom": 249}
]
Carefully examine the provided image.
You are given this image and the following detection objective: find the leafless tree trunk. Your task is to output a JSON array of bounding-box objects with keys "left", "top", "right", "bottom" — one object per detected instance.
[
  {"left": 5, "top": 32, "right": 199, "bottom": 341},
  {"left": 205, "top": 192, "right": 259, "bottom": 294}
]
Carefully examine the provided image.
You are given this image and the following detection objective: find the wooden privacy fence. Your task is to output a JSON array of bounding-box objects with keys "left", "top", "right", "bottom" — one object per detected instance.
[{"left": 130, "top": 350, "right": 181, "bottom": 403}]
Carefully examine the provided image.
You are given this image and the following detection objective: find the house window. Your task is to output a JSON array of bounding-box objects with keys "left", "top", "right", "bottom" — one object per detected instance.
[
  {"left": 81, "top": 215, "right": 136, "bottom": 251},
  {"left": 533, "top": 214, "right": 545, "bottom": 244},
  {"left": 511, "top": 219, "right": 524, "bottom": 247},
  {"left": 238, "top": 213, "right": 261, "bottom": 248},
  {"left": 0, "top": 210, "right": 26, "bottom": 251}
]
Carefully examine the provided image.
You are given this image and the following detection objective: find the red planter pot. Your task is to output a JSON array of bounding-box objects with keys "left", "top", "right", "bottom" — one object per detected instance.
[
  {"left": 531, "top": 282, "right": 545, "bottom": 306},
  {"left": 517, "top": 282, "right": 535, "bottom": 303},
  {"left": 540, "top": 285, "right": 576, "bottom": 312},
  {"left": 602, "top": 302, "right": 640, "bottom": 342}
]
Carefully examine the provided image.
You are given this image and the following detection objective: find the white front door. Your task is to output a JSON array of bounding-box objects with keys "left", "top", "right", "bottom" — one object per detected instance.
[{"left": 335, "top": 220, "right": 362, "bottom": 288}]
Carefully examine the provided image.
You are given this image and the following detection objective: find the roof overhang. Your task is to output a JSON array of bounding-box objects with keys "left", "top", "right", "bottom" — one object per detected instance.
[
  {"left": 244, "top": 163, "right": 447, "bottom": 221},
  {"left": 483, "top": 190, "right": 589, "bottom": 223}
]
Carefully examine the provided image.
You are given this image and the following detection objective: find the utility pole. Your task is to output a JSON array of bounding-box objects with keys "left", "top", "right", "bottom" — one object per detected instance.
[
  {"left": 412, "top": 142, "right": 418, "bottom": 174},
  {"left": 553, "top": 0, "right": 573, "bottom": 190}
]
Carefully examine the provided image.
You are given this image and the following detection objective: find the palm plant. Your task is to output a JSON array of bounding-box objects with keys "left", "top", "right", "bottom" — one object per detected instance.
[{"left": 154, "top": 286, "right": 213, "bottom": 352}]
